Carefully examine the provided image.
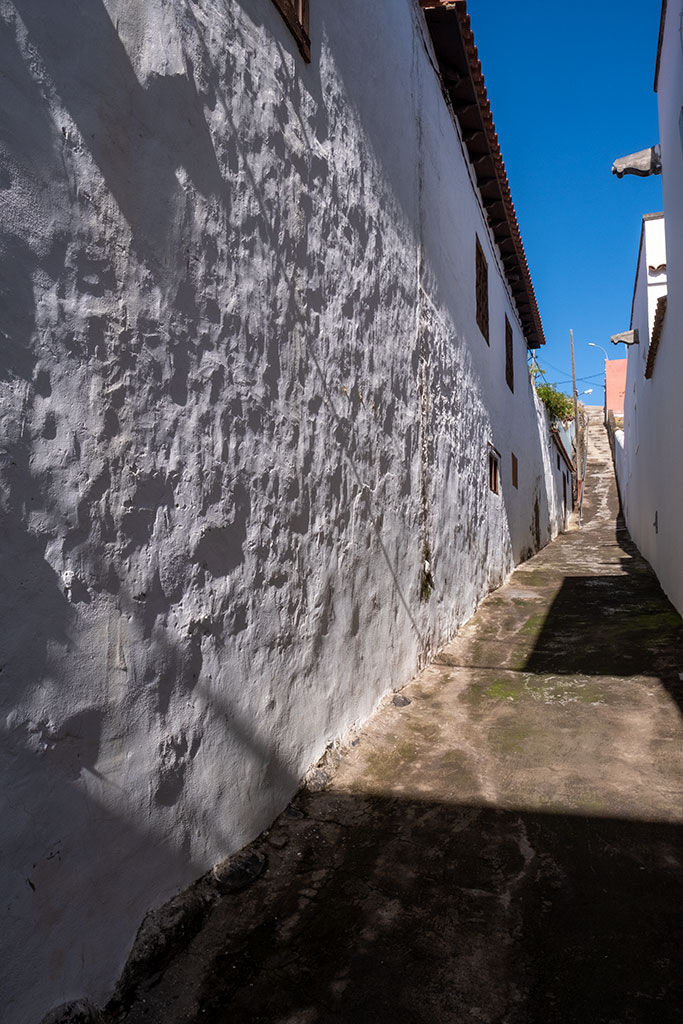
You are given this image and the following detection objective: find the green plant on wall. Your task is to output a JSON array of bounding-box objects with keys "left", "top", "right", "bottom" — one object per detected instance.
[
  {"left": 420, "top": 542, "right": 434, "bottom": 601},
  {"left": 535, "top": 382, "right": 574, "bottom": 423}
]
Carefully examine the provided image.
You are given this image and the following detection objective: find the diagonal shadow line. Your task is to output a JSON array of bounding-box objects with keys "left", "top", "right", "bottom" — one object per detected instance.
[{"left": 13, "top": 0, "right": 229, "bottom": 262}]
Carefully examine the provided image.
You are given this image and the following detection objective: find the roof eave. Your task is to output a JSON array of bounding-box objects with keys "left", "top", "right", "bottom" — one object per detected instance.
[
  {"left": 420, "top": 0, "right": 545, "bottom": 348},
  {"left": 551, "top": 429, "right": 575, "bottom": 473},
  {"left": 654, "top": 0, "right": 668, "bottom": 93}
]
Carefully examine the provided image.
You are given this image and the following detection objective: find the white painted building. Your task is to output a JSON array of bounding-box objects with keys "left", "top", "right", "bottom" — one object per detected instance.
[
  {"left": 615, "top": 215, "right": 666, "bottom": 552},
  {"left": 614, "top": 0, "right": 683, "bottom": 614},
  {"left": 0, "top": 2, "right": 566, "bottom": 1019}
]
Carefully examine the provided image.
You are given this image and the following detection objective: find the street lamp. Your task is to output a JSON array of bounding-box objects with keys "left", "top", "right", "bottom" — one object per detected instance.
[{"left": 588, "top": 342, "right": 609, "bottom": 360}]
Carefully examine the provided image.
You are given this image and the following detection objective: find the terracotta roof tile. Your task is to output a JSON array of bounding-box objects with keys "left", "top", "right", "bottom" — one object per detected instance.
[{"left": 420, "top": 0, "right": 545, "bottom": 347}]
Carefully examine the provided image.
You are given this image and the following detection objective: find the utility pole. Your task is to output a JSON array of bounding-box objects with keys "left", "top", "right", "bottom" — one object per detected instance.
[
  {"left": 570, "top": 328, "right": 578, "bottom": 436},
  {"left": 570, "top": 328, "right": 581, "bottom": 512}
]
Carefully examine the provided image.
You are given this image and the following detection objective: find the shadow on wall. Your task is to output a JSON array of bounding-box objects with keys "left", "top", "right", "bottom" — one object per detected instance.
[
  {"left": 3, "top": 0, "right": 554, "bottom": 711},
  {"left": 109, "top": 789, "right": 683, "bottom": 1024},
  {"left": 0, "top": 11, "right": 72, "bottom": 374},
  {"left": 1, "top": 3, "right": 570, "bottom": 1020},
  {"left": 13, "top": 0, "right": 227, "bottom": 260},
  {"left": 0, "top": 233, "right": 40, "bottom": 385},
  {"left": 2, "top": 645, "right": 310, "bottom": 1022},
  {"left": 4, "top": 0, "right": 432, "bottom": 714}
]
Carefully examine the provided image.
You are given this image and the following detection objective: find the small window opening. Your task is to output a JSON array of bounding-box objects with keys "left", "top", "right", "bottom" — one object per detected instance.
[
  {"left": 511, "top": 452, "right": 518, "bottom": 489},
  {"left": 505, "top": 316, "right": 514, "bottom": 392},
  {"left": 476, "top": 236, "right": 489, "bottom": 343},
  {"left": 557, "top": 453, "right": 560, "bottom": 471},
  {"left": 488, "top": 449, "right": 500, "bottom": 494}
]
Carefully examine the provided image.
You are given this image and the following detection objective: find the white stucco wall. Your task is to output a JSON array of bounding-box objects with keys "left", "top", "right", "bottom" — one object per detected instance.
[
  {"left": 636, "top": 214, "right": 667, "bottom": 342},
  {"left": 613, "top": 428, "right": 626, "bottom": 508},
  {"left": 0, "top": 2, "right": 564, "bottom": 1019},
  {"left": 619, "top": 0, "right": 683, "bottom": 613},
  {"left": 620, "top": 215, "right": 666, "bottom": 556}
]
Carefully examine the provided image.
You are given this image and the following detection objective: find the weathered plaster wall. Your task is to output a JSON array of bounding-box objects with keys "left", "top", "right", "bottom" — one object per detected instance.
[
  {"left": 621, "top": 218, "right": 665, "bottom": 566},
  {"left": 0, "top": 1, "right": 564, "bottom": 1019},
  {"left": 613, "top": 427, "right": 627, "bottom": 508},
  {"left": 636, "top": 0, "right": 683, "bottom": 615},
  {"left": 620, "top": 0, "right": 683, "bottom": 615},
  {"left": 619, "top": 164, "right": 683, "bottom": 611}
]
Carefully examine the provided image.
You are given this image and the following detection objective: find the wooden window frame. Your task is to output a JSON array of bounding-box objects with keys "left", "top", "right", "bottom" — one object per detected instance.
[
  {"left": 511, "top": 452, "right": 518, "bottom": 489},
  {"left": 270, "top": 0, "right": 311, "bottom": 62},
  {"left": 488, "top": 446, "right": 500, "bottom": 494},
  {"left": 505, "top": 315, "right": 514, "bottom": 392},
  {"left": 475, "top": 235, "right": 489, "bottom": 343}
]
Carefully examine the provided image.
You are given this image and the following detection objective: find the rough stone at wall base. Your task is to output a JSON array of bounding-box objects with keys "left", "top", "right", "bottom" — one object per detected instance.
[
  {"left": 40, "top": 881, "right": 221, "bottom": 1024},
  {"left": 40, "top": 727, "right": 366, "bottom": 1023},
  {"left": 211, "top": 849, "right": 267, "bottom": 894},
  {"left": 392, "top": 694, "right": 412, "bottom": 707},
  {"left": 40, "top": 1001, "right": 103, "bottom": 1024}
]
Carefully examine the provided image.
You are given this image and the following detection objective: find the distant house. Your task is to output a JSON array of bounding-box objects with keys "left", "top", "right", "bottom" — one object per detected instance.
[
  {"left": 549, "top": 423, "right": 574, "bottom": 526},
  {"left": 605, "top": 358, "right": 628, "bottom": 418},
  {"left": 613, "top": 1, "right": 682, "bottom": 613}
]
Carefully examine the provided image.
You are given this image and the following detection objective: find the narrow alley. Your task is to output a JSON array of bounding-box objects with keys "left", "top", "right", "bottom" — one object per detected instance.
[{"left": 108, "top": 409, "right": 683, "bottom": 1024}]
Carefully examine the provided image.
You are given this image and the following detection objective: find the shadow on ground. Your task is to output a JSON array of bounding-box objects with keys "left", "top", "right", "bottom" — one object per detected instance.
[
  {"left": 523, "top": 515, "right": 683, "bottom": 718},
  {"left": 111, "top": 789, "right": 683, "bottom": 1024}
]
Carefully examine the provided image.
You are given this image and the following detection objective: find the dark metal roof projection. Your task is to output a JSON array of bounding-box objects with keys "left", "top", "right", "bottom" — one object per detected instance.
[{"left": 420, "top": 1, "right": 546, "bottom": 347}]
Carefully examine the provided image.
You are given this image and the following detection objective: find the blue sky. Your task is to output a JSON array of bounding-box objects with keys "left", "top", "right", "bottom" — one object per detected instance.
[{"left": 466, "top": 0, "right": 663, "bottom": 399}]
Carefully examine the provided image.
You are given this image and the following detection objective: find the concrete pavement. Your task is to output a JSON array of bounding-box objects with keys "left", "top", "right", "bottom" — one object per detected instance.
[{"left": 108, "top": 408, "right": 683, "bottom": 1024}]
